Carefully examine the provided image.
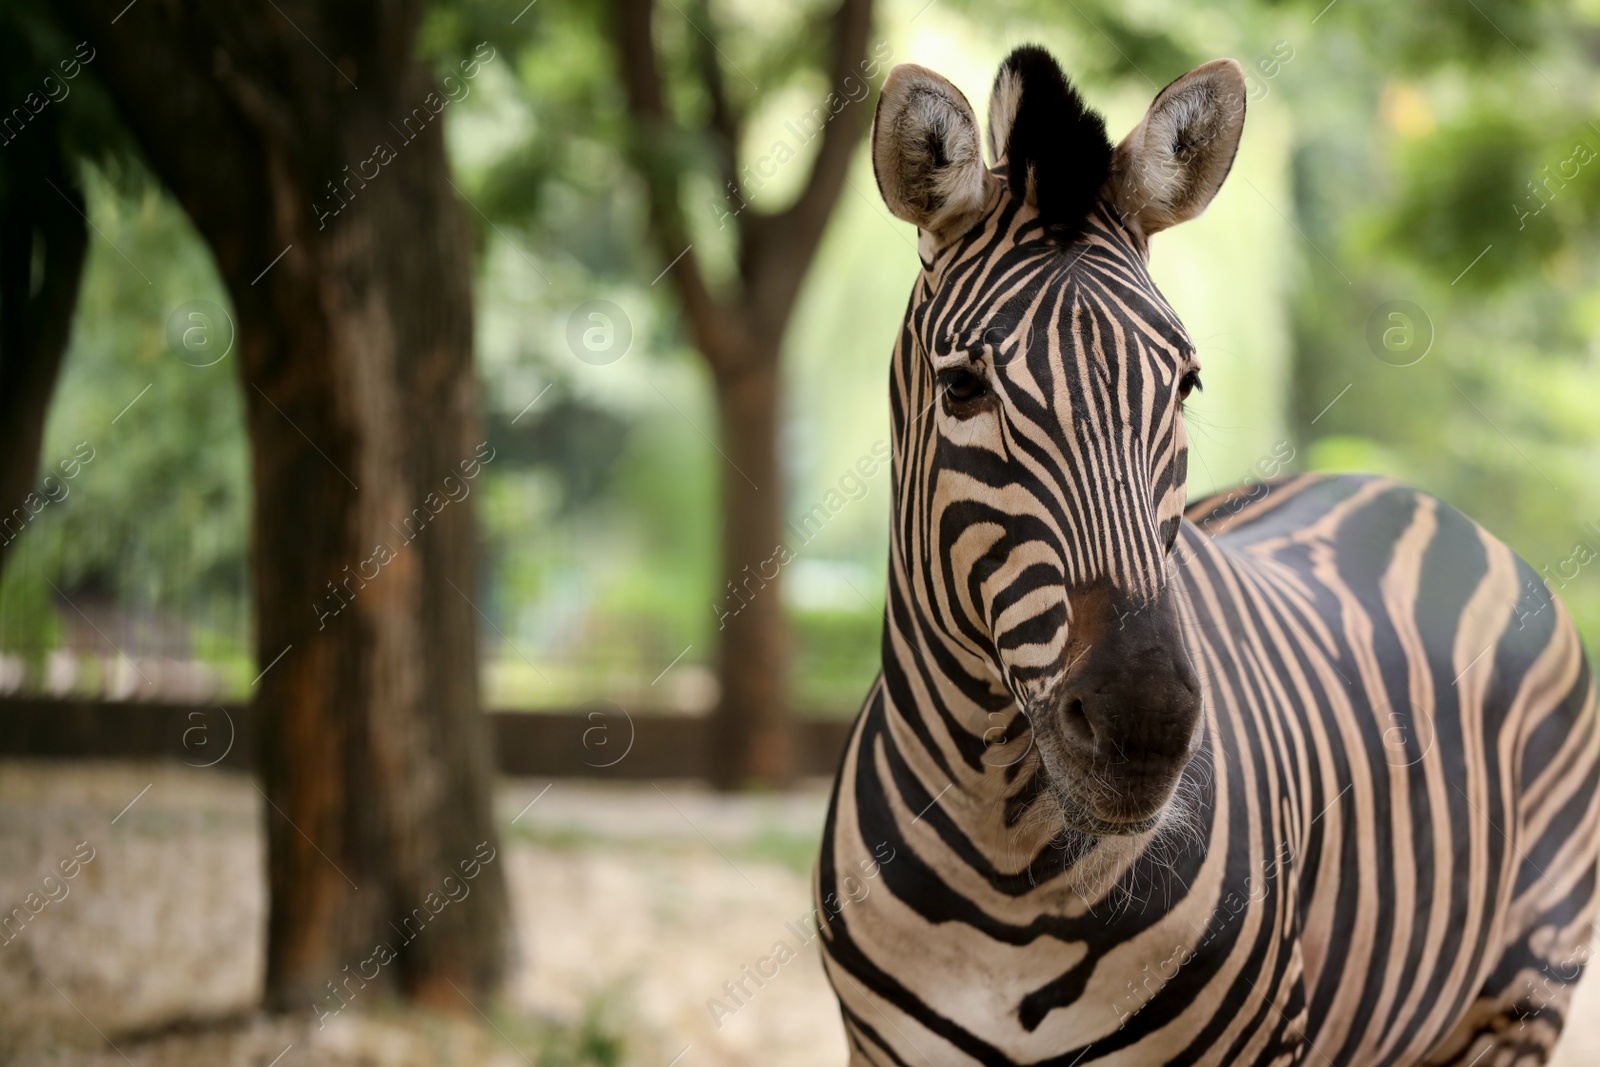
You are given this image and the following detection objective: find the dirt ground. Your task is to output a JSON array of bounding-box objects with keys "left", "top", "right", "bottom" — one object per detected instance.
[
  {"left": 2, "top": 761, "right": 1599, "bottom": 1066},
  {"left": 0, "top": 763, "right": 844, "bottom": 1067}
]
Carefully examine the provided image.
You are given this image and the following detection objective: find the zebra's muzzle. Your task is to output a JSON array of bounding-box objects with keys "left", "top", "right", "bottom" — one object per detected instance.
[{"left": 1032, "top": 584, "right": 1202, "bottom": 833}]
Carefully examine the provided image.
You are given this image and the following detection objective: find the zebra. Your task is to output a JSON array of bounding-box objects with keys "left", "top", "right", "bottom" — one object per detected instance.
[{"left": 816, "top": 44, "right": 1600, "bottom": 1066}]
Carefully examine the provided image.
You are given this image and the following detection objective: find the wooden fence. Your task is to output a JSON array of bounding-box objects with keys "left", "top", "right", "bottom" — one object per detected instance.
[{"left": 0, "top": 698, "right": 854, "bottom": 780}]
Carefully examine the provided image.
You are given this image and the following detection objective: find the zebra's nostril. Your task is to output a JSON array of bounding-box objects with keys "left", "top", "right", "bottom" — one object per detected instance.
[{"left": 1062, "top": 696, "right": 1096, "bottom": 751}]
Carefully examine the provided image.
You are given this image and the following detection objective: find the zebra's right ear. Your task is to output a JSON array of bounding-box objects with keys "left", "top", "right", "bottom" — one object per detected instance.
[{"left": 872, "top": 64, "right": 995, "bottom": 236}]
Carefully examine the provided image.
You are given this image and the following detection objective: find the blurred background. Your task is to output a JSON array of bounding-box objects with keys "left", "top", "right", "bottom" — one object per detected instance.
[{"left": 1, "top": 0, "right": 1598, "bottom": 1063}]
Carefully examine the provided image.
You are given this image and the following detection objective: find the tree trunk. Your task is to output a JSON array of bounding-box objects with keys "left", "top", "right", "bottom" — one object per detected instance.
[
  {"left": 0, "top": 112, "right": 88, "bottom": 578},
  {"left": 58, "top": 0, "right": 508, "bottom": 1010},
  {"left": 709, "top": 355, "right": 792, "bottom": 788},
  {"left": 246, "top": 120, "right": 505, "bottom": 1011},
  {"left": 610, "top": 0, "right": 873, "bottom": 789}
]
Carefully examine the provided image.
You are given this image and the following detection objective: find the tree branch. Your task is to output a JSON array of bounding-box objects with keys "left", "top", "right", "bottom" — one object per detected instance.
[
  {"left": 611, "top": 0, "right": 745, "bottom": 372},
  {"left": 686, "top": 0, "right": 741, "bottom": 198},
  {"left": 55, "top": 0, "right": 278, "bottom": 293},
  {"left": 748, "top": 0, "right": 873, "bottom": 325},
  {"left": 0, "top": 116, "right": 88, "bottom": 577}
]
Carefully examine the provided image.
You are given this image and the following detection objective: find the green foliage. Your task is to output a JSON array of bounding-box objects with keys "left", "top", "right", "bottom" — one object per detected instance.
[
  {"left": 476, "top": 996, "right": 629, "bottom": 1067},
  {"left": 8, "top": 0, "right": 1600, "bottom": 709},
  {"left": 0, "top": 166, "right": 251, "bottom": 676},
  {"left": 504, "top": 808, "right": 822, "bottom": 874},
  {"left": 1262, "top": 0, "right": 1600, "bottom": 657},
  {"left": 0, "top": 552, "right": 62, "bottom": 674},
  {"left": 377, "top": 993, "right": 631, "bottom": 1067},
  {"left": 0, "top": 1, "right": 141, "bottom": 180},
  {"left": 1371, "top": 110, "right": 1599, "bottom": 289},
  {"left": 1298, "top": 0, "right": 1563, "bottom": 73},
  {"left": 739, "top": 820, "right": 826, "bottom": 873},
  {"left": 792, "top": 607, "right": 880, "bottom": 716},
  {"left": 453, "top": 0, "right": 901, "bottom": 709}
]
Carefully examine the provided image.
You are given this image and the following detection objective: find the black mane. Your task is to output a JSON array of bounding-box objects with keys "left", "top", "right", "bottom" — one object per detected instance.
[{"left": 996, "top": 45, "right": 1113, "bottom": 244}]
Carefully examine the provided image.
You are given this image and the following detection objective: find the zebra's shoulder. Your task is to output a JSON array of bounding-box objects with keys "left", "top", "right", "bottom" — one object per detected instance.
[
  {"left": 1183, "top": 472, "right": 1532, "bottom": 569},
  {"left": 1182, "top": 472, "right": 1588, "bottom": 679},
  {"left": 1182, "top": 471, "right": 1397, "bottom": 540},
  {"left": 1182, "top": 472, "right": 1528, "bottom": 577}
]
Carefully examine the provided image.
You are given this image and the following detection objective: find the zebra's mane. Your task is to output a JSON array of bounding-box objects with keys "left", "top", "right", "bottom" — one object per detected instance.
[{"left": 988, "top": 45, "right": 1113, "bottom": 246}]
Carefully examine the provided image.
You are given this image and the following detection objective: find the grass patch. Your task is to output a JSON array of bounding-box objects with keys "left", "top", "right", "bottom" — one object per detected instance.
[{"left": 502, "top": 814, "right": 822, "bottom": 876}]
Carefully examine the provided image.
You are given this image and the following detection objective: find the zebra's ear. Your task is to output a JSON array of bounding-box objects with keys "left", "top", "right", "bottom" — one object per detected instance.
[
  {"left": 1108, "top": 59, "right": 1247, "bottom": 238},
  {"left": 872, "top": 64, "right": 994, "bottom": 235}
]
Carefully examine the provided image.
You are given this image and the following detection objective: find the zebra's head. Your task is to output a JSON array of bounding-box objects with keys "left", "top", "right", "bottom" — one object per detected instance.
[{"left": 872, "top": 47, "right": 1246, "bottom": 835}]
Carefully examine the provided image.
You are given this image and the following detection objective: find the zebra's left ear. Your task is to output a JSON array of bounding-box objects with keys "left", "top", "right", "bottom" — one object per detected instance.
[{"left": 1108, "top": 59, "right": 1247, "bottom": 238}]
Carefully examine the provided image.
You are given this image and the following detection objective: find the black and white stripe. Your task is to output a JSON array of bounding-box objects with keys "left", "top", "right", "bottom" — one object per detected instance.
[{"left": 818, "top": 45, "right": 1600, "bottom": 1067}]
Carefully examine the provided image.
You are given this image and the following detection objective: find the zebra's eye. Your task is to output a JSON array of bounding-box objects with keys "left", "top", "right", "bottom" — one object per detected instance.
[
  {"left": 938, "top": 367, "right": 990, "bottom": 415},
  {"left": 1178, "top": 369, "right": 1202, "bottom": 401}
]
